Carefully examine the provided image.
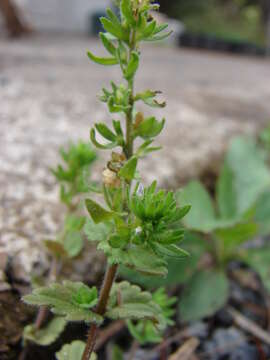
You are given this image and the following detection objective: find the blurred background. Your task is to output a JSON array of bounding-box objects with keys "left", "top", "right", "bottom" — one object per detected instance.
[{"left": 1, "top": 1, "right": 270, "bottom": 359}]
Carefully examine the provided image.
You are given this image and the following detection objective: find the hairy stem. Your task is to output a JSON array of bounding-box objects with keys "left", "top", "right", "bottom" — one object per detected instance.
[
  {"left": 82, "top": 264, "right": 118, "bottom": 360},
  {"left": 82, "top": 27, "right": 137, "bottom": 360}
]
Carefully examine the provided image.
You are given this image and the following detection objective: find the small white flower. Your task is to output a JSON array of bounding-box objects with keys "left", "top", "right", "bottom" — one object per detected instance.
[{"left": 135, "top": 226, "right": 142, "bottom": 234}]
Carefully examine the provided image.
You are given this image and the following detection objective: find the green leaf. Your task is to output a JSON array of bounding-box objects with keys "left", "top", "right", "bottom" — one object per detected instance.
[
  {"left": 118, "top": 157, "right": 138, "bottom": 181},
  {"left": 253, "top": 190, "right": 270, "bottom": 235},
  {"left": 95, "top": 123, "right": 117, "bottom": 142},
  {"left": 107, "top": 281, "right": 161, "bottom": 323},
  {"left": 23, "top": 281, "right": 102, "bottom": 324},
  {"left": 100, "top": 32, "right": 117, "bottom": 56},
  {"left": 71, "top": 285, "right": 98, "bottom": 309},
  {"left": 137, "top": 117, "right": 165, "bottom": 139},
  {"left": 87, "top": 51, "right": 118, "bottom": 65},
  {"left": 135, "top": 139, "right": 162, "bottom": 157},
  {"left": 153, "top": 243, "right": 189, "bottom": 259},
  {"left": 143, "top": 97, "right": 166, "bottom": 108},
  {"left": 226, "top": 137, "right": 270, "bottom": 215},
  {"left": 215, "top": 222, "right": 258, "bottom": 255},
  {"left": 121, "top": 0, "right": 136, "bottom": 27},
  {"left": 127, "top": 288, "right": 176, "bottom": 345},
  {"left": 177, "top": 181, "right": 216, "bottom": 232},
  {"left": 134, "top": 90, "right": 160, "bottom": 102},
  {"left": 138, "top": 20, "right": 156, "bottom": 40},
  {"left": 85, "top": 199, "right": 114, "bottom": 224},
  {"left": 124, "top": 51, "right": 139, "bottom": 80},
  {"left": 101, "top": 17, "right": 128, "bottom": 41},
  {"left": 56, "top": 341, "right": 97, "bottom": 360},
  {"left": 179, "top": 270, "right": 229, "bottom": 322},
  {"left": 145, "top": 31, "right": 173, "bottom": 42},
  {"left": 23, "top": 317, "right": 66, "bottom": 346},
  {"left": 244, "top": 247, "right": 270, "bottom": 293},
  {"left": 127, "top": 245, "right": 168, "bottom": 276},
  {"left": 113, "top": 120, "right": 124, "bottom": 137},
  {"left": 90, "top": 128, "right": 117, "bottom": 150},
  {"left": 64, "top": 231, "right": 83, "bottom": 258},
  {"left": 84, "top": 218, "right": 110, "bottom": 242},
  {"left": 217, "top": 161, "right": 237, "bottom": 219},
  {"left": 43, "top": 239, "right": 68, "bottom": 258},
  {"left": 121, "top": 233, "right": 206, "bottom": 289},
  {"left": 153, "top": 23, "right": 169, "bottom": 35}
]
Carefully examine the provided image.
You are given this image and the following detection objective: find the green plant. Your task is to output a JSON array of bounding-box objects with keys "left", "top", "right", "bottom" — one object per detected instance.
[
  {"left": 23, "top": 2, "right": 190, "bottom": 360},
  {"left": 176, "top": 135, "right": 270, "bottom": 322},
  {"left": 22, "top": 141, "right": 97, "bottom": 349}
]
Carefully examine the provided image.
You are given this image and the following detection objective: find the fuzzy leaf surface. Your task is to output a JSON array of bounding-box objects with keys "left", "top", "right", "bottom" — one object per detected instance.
[
  {"left": 56, "top": 341, "right": 97, "bottom": 360},
  {"left": 23, "top": 317, "right": 66, "bottom": 346},
  {"left": 107, "top": 281, "right": 161, "bottom": 323},
  {"left": 23, "top": 281, "right": 102, "bottom": 324}
]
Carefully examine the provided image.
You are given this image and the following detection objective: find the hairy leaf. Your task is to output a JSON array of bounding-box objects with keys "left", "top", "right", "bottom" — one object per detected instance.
[
  {"left": 107, "top": 281, "right": 161, "bottom": 323},
  {"left": 84, "top": 218, "right": 110, "bottom": 242},
  {"left": 56, "top": 341, "right": 97, "bottom": 360},
  {"left": 23, "top": 281, "right": 102, "bottom": 324},
  {"left": 23, "top": 317, "right": 66, "bottom": 346}
]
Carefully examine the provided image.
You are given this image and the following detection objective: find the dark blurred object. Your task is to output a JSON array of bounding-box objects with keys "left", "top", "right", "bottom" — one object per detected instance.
[
  {"left": 0, "top": 0, "right": 30, "bottom": 37},
  {"left": 260, "top": 0, "right": 270, "bottom": 54},
  {"left": 179, "top": 31, "right": 266, "bottom": 56},
  {"left": 88, "top": 11, "right": 107, "bottom": 36},
  {"left": 159, "top": 0, "right": 270, "bottom": 55}
]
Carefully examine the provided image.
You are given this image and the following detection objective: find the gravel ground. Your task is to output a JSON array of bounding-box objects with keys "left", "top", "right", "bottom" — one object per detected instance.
[{"left": 0, "top": 34, "right": 270, "bottom": 280}]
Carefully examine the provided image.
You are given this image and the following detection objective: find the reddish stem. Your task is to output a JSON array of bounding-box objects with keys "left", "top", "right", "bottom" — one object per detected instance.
[{"left": 82, "top": 264, "right": 118, "bottom": 360}]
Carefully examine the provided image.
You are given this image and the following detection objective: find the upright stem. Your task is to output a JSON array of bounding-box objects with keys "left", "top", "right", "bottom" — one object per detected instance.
[
  {"left": 82, "top": 264, "right": 118, "bottom": 360},
  {"left": 82, "top": 30, "right": 137, "bottom": 360}
]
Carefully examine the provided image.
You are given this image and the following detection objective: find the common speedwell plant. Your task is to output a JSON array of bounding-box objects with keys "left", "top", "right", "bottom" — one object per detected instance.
[{"left": 23, "top": 1, "right": 190, "bottom": 359}]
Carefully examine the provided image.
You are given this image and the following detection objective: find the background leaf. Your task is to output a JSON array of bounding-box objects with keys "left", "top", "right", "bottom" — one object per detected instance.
[
  {"left": 179, "top": 270, "right": 229, "bottom": 322},
  {"left": 56, "top": 340, "right": 97, "bottom": 360},
  {"left": 85, "top": 199, "right": 114, "bottom": 224},
  {"left": 177, "top": 181, "right": 216, "bottom": 232},
  {"left": 23, "top": 317, "right": 66, "bottom": 346},
  {"left": 216, "top": 161, "right": 237, "bottom": 219},
  {"left": 226, "top": 137, "right": 270, "bottom": 215},
  {"left": 244, "top": 247, "right": 270, "bottom": 293},
  {"left": 64, "top": 231, "right": 83, "bottom": 258}
]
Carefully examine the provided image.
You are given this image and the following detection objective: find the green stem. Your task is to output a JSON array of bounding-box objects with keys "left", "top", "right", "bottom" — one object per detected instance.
[{"left": 82, "top": 30, "right": 137, "bottom": 360}]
